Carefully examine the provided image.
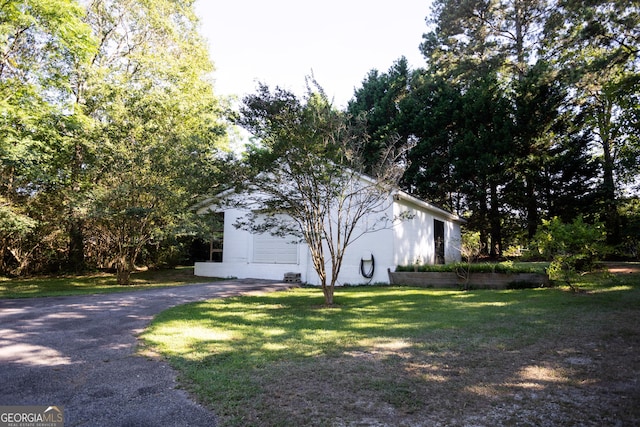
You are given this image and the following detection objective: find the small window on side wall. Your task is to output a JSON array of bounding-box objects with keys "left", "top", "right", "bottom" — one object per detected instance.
[{"left": 209, "top": 212, "right": 224, "bottom": 262}]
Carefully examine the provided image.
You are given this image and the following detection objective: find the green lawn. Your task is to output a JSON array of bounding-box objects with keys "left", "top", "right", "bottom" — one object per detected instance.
[
  {"left": 140, "top": 270, "right": 640, "bottom": 426},
  {"left": 0, "top": 266, "right": 210, "bottom": 298}
]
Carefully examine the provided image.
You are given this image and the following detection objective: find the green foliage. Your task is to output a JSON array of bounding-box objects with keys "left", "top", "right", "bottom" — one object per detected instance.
[
  {"left": 545, "top": 0, "right": 640, "bottom": 243},
  {"left": 531, "top": 216, "right": 607, "bottom": 290},
  {"left": 396, "top": 261, "right": 545, "bottom": 274},
  {"left": 618, "top": 198, "right": 640, "bottom": 259},
  {"left": 347, "top": 57, "right": 411, "bottom": 174},
  {"left": 1, "top": 0, "right": 97, "bottom": 275},
  {"left": 460, "top": 230, "right": 482, "bottom": 262},
  {"left": 531, "top": 216, "right": 606, "bottom": 261},
  {"left": 349, "top": 0, "right": 639, "bottom": 257},
  {"left": 0, "top": 0, "right": 227, "bottom": 280},
  {"left": 235, "top": 80, "right": 408, "bottom": 305},
  {"left": 0, "top": 203, "right": 37, "bottom": 237},
  {"left": 0, "top": 200, "right": 38, "bottom": 274},
  {"left": 399, "top": 71, "right": 461, "bottom": 210}
]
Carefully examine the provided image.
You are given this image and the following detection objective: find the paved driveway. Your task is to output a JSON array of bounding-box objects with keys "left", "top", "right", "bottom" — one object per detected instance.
[{"left": 0, "top": 279, "right": 295, "bottom": 426}]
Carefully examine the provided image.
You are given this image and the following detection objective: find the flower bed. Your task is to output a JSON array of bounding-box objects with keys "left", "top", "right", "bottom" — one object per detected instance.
[{"left": 388, "top": 269, "right": 549, "bottom": 289}]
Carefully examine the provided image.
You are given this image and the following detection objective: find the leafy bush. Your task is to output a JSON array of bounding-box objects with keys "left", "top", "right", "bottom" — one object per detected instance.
[
  {"left": 531, "top": 216, "right": 605, "bottom": 261},
  {"left": 396, "top": 261, "right": 544, "bottom": 274},
  {"left": 531, "top": 216, "right": 607, "bottom": 291},
  {"left": 617, "top": 198, "right": 640, "bottom": 259}
]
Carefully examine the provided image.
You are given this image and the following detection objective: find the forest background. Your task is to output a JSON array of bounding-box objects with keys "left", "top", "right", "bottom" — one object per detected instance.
[{"left": 1, "top": 0, "right": 638, "bottom": 283}]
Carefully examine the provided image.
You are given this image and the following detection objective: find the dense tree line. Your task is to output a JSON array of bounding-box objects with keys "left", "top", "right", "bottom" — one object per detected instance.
[
  {"left": 2, "top": 0, "right": 638, "bottom": 281},
  {"left": 1, "top": 0, "right": 227, "bottom": 281},
  {"left": 348, "top": 0, "right": 639, "bottom": 258}
]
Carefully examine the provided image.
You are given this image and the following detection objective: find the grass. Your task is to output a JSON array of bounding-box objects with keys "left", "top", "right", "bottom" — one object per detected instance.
[
  {"left": 140, "top": 268, "right": 640, "bottom": 426},
  {"left": 0, "top": 266, "right": 211, "bottom": 298}
]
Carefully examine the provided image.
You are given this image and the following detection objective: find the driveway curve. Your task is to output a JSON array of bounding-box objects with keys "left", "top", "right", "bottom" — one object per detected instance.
[{"left": 0, "top": 279, "right": 296, "bottom": 426}]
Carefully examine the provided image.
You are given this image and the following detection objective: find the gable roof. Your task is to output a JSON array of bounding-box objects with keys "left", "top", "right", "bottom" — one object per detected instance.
[
  {"left": 196, "top": 186, "right": 464, "bottom": 224},
  {"left": 194, "top": 168, "right": 465, "bottom": 224},
  {"left": 393, "top": 190, "right": 466, "bottom": 224}
]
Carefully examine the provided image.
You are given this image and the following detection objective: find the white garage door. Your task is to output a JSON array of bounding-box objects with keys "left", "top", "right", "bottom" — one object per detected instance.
[{"left": 253, "top": 233, "right": 298, "bottom": 264}]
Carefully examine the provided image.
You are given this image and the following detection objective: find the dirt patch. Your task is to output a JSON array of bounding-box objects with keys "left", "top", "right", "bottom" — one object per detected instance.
[
  {"left": 219, "top": 301, "right": 640, "bottom": 427},
  {"left": 605, "top": 262, "right": 640, "bottom": 274},
  {"left": 246, "top": 334, "right": 639, "bottom": 426}
]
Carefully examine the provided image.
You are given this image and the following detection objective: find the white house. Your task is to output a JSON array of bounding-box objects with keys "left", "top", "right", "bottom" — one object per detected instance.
[{"left": 194, "top": 190, "right": 464, "bottom": 285}]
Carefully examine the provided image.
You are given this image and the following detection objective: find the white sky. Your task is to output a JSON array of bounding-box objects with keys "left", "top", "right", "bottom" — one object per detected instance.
[{"left": 194, "top": 0, "right": 433, "bottom": 109}]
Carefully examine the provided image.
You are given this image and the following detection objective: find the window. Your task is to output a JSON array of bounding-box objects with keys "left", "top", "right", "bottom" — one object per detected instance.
[{"left": 209, "top": 212, "right": 224, "bottom": 262}]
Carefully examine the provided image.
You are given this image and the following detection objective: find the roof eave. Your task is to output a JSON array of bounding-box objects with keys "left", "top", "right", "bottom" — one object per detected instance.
[{"left": 394, "top": 191, "right": 467, "bottom": 224}]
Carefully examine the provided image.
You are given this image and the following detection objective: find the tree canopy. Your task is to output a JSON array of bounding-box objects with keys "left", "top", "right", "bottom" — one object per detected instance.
[
  {"left": 2, "top": 0, "right": 638, "bottom": 280},
  {"left": 348, "top": 0, "right": 639, "bottom": 257},
  {"left": 1, "top": 0, "right": 228, "bottom": 280},
  {"left": 233, "top": 81, "right": 409, "bottom": 305}
]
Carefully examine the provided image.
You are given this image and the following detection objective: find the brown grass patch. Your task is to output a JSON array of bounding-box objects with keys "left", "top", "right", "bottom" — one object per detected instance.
[{"left": 226, "top": 324, "right": 640, "bottom": 426}]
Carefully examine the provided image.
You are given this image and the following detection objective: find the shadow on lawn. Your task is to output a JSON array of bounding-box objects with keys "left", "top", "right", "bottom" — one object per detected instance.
[{"left": 142, "top": 280, "right": 640, "bottom": 426}]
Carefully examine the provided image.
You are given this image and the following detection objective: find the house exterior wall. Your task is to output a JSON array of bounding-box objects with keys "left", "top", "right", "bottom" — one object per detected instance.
[
  {"left": 393, "top": 199, "right": 436, "bottom": 266},
  {"left": 194, "top": 209, "right": 312, "bottom": 282},
  {"left": 194, "top": 193, "right": 463, "bottom": 285},
  {"left": 392, "top": 195, "right": 462, "bottom": 267},
  {"left": 325, "top": 220, "right": 396, "bottom": 285},
  {"left": 194, "top": 204, "right": 397, "bottom": 285}
]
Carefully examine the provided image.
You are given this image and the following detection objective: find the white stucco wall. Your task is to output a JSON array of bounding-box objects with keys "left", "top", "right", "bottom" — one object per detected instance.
[
  {"left": 194, "top": 192, "right": 463, "bottom": 285},
  {"left": 392, "top": 194, "right": 462, "bottom": 267},
  {"left": 393, "top": 199, "right": 436, "bottom": 266},
  {"left": 194, "top": 209, "right": 313, "bottom": 281},
  {"left": 194, "top": 203, "right": 398, "bottom": 285},
  {"left": 326, "top": 224, "right": 396, "bottom": 285}
]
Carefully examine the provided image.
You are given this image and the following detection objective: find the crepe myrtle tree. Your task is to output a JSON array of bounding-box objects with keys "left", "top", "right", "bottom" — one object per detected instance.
[{"left": 233, "top": 81, "right": 412, "bottom": 306}]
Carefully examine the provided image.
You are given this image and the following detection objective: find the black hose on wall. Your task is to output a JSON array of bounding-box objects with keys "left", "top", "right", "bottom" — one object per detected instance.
[{"left": 360, "top": 254, "right": 375, "bottom": 279}]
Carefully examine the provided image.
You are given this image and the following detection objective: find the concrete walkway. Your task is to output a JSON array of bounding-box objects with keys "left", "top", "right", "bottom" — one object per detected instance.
[{"left": 0, "top": 279, "right": 296, "bottom": 426}]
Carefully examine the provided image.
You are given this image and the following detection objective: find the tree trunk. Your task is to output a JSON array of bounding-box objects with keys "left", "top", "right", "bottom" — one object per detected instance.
[
  {"left": 68, "top": 218, "right": 85, "bottom": 271},
  {"left": 67, "top": 141, "right": 86, "bottom": 271},
  {"left": 322, "top": 283, "right": 335, "bottom": 306},
  {"left": 478, "top": 190, "right": 490, "bottom": 257},
  {"left": 117, "top": 266, "right": 131, "bottom": 285},
  {"left": 598, "top": 96, "right": 620, "bottom": 245},
  {"left": 116, "top": 254, "right": 132, "bottom": 285},
  {"left": 602, "top": 146, "right": 620, "bottom": 245},
  {"left": 489, "top": 183, "right": 502, "bottom": 258},
  {"left": 525, "top": 175, "right": 538, "bottom": 239}
]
